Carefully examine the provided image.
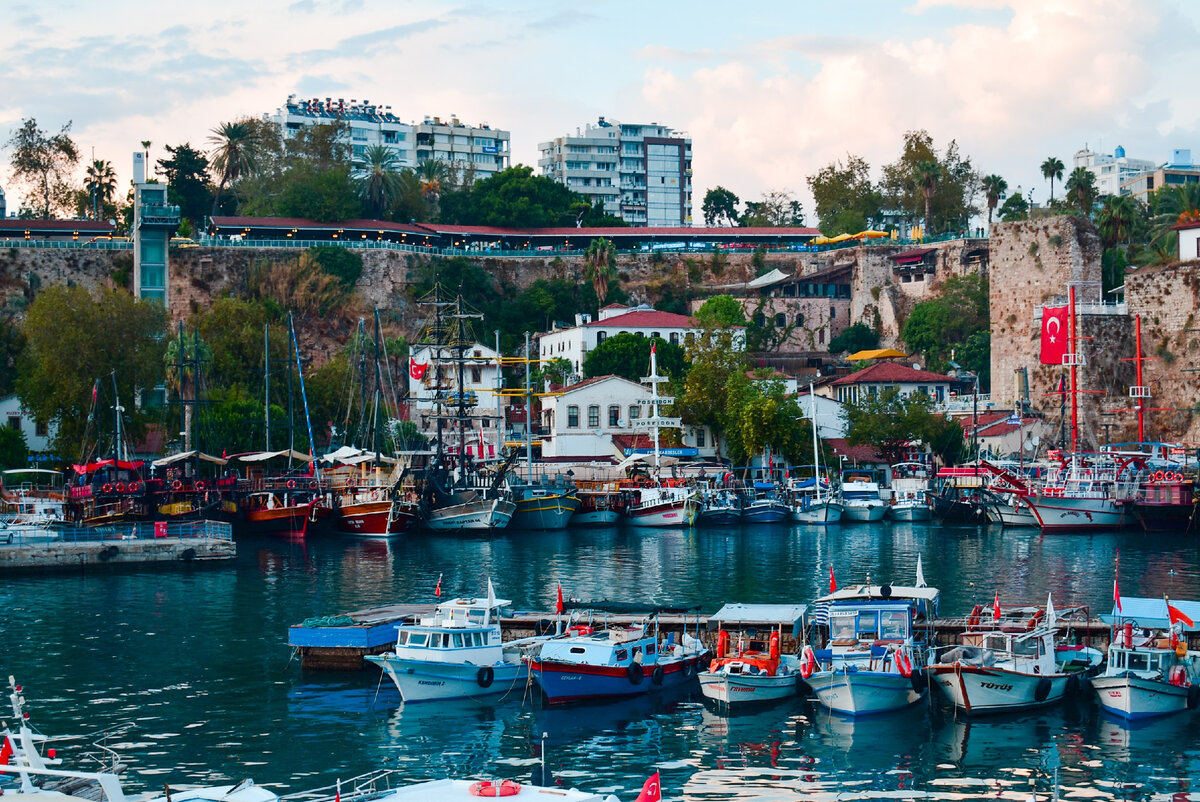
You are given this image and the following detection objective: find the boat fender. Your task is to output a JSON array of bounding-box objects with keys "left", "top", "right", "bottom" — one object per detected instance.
[
  {"left": 896, "top": 650, "right": 913, "bottom": 678},
  {"left": 1168, "top": 666, "right": 1188, "bottom": 686},
  {"left": 180, "top": 547, "right": 197, "bottom": 562},
  {"left": 469, "top": 781, "right": 521, "bottom": 797},
  {"left": 309, "top": 480, "right": 319, "bottom": 491},
  {"left": 716, "top": 630, "right": 730, "bottom": 659},
  {"left": 769, "top": 631, "right": 780, "bottom": 661},
  {"left": 1188, "top": 683, "right": 1200, "bottom": 710},
  {"left": 800, "top": 646, "right": 817, "bottom": 679},
  {"left": 195, "top": 481, "right": 206, "bottom": 491},
  {"left": 1033, "top": 677, "right": 1052, "bottom": 703},
  {"left": 1065, "top": 673, "right": 1080, "bottom": 697},
  {"left": 652, "top": 665, "right": 664, "bottom": 686},
  {"left": 968, "top": 605, "right": 983, "bottom": 628},
  {"left": 476, "top": 666, "right": 495, "bottom": 689},
  {"left": 102, "top": 483, "right": 114, "bottom": 494},
  {"left": 1177, "top": 642, "right": 1188, "bottom": 659},
  {"left": 680, "top": 660, "right": 693, "bottom": 679},
  {"left": 627, "top": 662, "right": 644, "bottom": 685},
  {"left": 910, "top": 666, "right": 925, "bottom": 694}
]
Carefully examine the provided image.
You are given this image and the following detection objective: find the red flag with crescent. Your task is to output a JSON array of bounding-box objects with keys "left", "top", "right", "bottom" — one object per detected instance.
[
  {"left": 409, "top": 357, "right": 429, "bottom": 381},
  {"left": 635, "top": 772, "right": 661, "bottom": 802},
  {"left": 1040, "top": 305, "right": 1068, "bottom": 365}
]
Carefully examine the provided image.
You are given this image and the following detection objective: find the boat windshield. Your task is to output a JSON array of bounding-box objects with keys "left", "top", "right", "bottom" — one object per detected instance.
[
  {"left": 831, "top": 613, "right": 856, "bottom": 641},
  {"left": 856, "top": 611, "right": 879, "bottom": 640},
  {"left": 880, "top": 610, "right": 908, "bottom": 639}
]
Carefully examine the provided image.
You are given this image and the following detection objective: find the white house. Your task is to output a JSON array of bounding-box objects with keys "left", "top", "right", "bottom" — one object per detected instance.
[
  {"left": 0, "top": 395, "right": 54, "bottom": 456},
  {"left": 1176, "top": 221, "right": 1200, "bottom": 262},
  {"left": 539, "top": 375, "right": 715, "bottom": 461},
  {"left": 818, "top": 362, "right": 955, "bottom": 407},
  {"left": 537, "top": 303, "right": 744, "bottom": 379},
  {"left": 407, "top": 343, "right": 502, "bottom": 445},
  {"left": 794, "top": 391, "right": 848, "bottom": 439}
]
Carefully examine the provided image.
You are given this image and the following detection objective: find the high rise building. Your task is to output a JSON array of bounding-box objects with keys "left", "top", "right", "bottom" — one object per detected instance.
[
  {"left": 413, "top": 115, "right": 510, "bottom": 181},
  {"left": 1073, "top": 145, "right": 1156, "bottom": 198},
  {"left": 538, "top": 117, "right": 692, "bottom": 226}
]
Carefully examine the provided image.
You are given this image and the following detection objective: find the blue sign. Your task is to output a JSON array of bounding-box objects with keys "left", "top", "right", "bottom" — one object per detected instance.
[
  {"left": 482, "top": 146, "right": 498, "bottom": 153},
  {"left": 623, "top": 448, "right": 698, "bottom": 457}
]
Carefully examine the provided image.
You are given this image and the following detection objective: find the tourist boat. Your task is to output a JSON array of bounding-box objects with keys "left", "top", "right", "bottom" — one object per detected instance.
[
  {"left": 323, "top": 447, "right": 419, "bottom": 539},
  {"left": 529, "top": 603, "right": 706, "bottom": 704},
  {"left": 741, "top": 482, "right": 790, "bottom": 524},
  {"left": 888, "top": 462, "right": 933, "bottom": 521},
  {"left": 698, "top": 603, "right": 807, "bottom": 707},
  {"left": 622, "top": 480, "right": 697, "bottom": 528},
  {"left": 572, "top": 481, "right": 625, "bottom": 525},
  {"left": 931, "top": 466, "right": 987, "bottom": 523},
  {"left": 1021, "top": 456, "right": 1130, "bottom": 531},
  {"left": 1128, "top": 468, "right": 1196, "bottom": 532},
  {"left": 790, "top": 389, "right": 844, "bottom": 525},
  {"left": 801, "top": 580, "right": 938, "bottom": 716},
  {"left": 927, "top": 599, "right": 1079, "bottom": 714},
  {"left": 1093, "top": 596, "right": 1200, "bottom": 720},
  {"left": 367, "top": 582, "right": 549, "bottom": 702},
  {"left": 507, "top": 474, "right": 580, "bottom": 529},
  {"left": 696, "top": 485, "right": 742, "bottom": 526},
  {"left": 65, "top": 458, "right": 153, "bottom": 527},
  {"left": 232, "top": 452, "right": 334, "bottom": 536},
  {"left": 839, "top": 470, "right": 887, "bottom": 522},
  {"left": 0, "top": 469, "right": 65, "bottom": 524}
]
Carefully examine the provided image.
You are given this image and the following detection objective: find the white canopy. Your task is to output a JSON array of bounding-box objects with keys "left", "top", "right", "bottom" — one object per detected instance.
[
  {"left": 708, "top": 603, "right": 807, "bottom": 627},
  {"left": 233, "top": 449, "right": 313, "bottom": 463},
  {"left": 152, "top": 450, "right": 228, "bottom": 467}
]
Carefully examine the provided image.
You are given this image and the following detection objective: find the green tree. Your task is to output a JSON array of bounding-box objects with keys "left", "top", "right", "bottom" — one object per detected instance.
[
  {"left": 806, "top": 154, "right": 883, "bottom": 234},
  {"left": 881, "top": 131, "right": 978, "bottom": 235},
  {"left": 0, "top": 427, "right": 28, "bottom": 469},
  {"left": 584, "top": 237, "right": 617, "bottom": 308},
  {"left": 981, "top": 174, "right": 1007, "bottom": 226},
  {"left": 192, "top": 297, "right": 289, "bottom": 397},
  {"left": 740, "top": 190, "right": 805, "bottom": 226},
  {"left": 583, "top": 333, "right": 685, "bottom": 383},
  {"left": 675, "top": 327, "right": 748, "bottom": 456},
  {"left": 307, "top": 245, "right": 363, "bottom": 289},
  {"left": 843, "top": 387, "right": 948, "bottom": 466},
  {"left": 84, "top": 159, "right": 117, "bottom": 221},
  {"left": 532, "top": 357, "right": 573, "bottom": 387},
  {"left": 208, "top": 118, "right": 267, "bottom": 216},
  {"left": 901, "top": 274, "right": 990, "bottom": 381},
  {"left": 1144, "top": 183, "right": 1200, "bottom": 262},
  {"left": 441, "top": 165, "right": 593, "bottom": 228},
  {"left": 915, "top": 159, "right": 941, "bottom": 236},
  {"left": 17, "top": 286, "right": 168, "bottom": 457},
  {"left": 277, "top": 163, "right": 362, "bottom": 221},
  {"left": 827, "top": 322, "right": 880, "bottom": 354},
  {"left": 702, "top": 186, "right": 740, "bottom": 226},
  {"left": 6, "top": 118, "right": 79, "bottom": 218},
  {"left": 164, "top": 330, "right": 213, "bottom": 452},
  {"left": 158, "top": 144, "right": 213, "bottom": 228},
  {"left": 1041, "top": 156, "right": 1065, "bottom": 203},
  {"left": 390, "top": 419, "right": 429, "bottom": 451},
  {"left": 355, "top": 144, "right": 404, "bottom": 219},
  {"left": 998, "top": 192, "right": 1029, "bottom": 222},
  {"left": 723, "top": 378, "right": 807, "bottom": 467},
  {"left": 694, "top": 294, "right": 746, "bottom": 328},
  {"left": 1064, "top": 167, "right": 1098, "bottom": 216}
]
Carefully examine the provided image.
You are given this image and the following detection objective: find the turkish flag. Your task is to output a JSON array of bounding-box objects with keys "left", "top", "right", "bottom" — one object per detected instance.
[
  {"left": 1168, "top": 601, "right": 1195, "bottom": 628},
  {"left": 555, "top": 582, "right": 564, "bottom": 615},
  {"left": 635, "top": 772, "right": 661, "bottom": 802},
  {"left": 409, "top": 358, "right": 429, "bottom": 380},
  {"left": 1040, "top": 305, "right": 1068, "bottom": 365}
]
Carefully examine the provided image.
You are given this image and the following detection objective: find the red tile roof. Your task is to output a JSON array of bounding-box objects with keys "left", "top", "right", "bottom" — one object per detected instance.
[
  {"left": 890, "top": 247, "right": 937, "bottom": 263},
  {"left": 583, "top": 310, "right": 695, "bottom": 328},
  {"left": 825, "top": 438, "right": 887, "bottom": 464},
  {"left": 562, "top": 375, "right": 624, "bottom": 393},
  {"left": 612, "top": 434, "right": 656, "bottom": 452},
  {"left": 210, "top": 217, "right": 430, "bottom": 235},
  {"left": 0, "top": 219, "right": 114, "bottom": 232},
  {"left": 831, "top": 362, "right": 955, "bottom": 386}
]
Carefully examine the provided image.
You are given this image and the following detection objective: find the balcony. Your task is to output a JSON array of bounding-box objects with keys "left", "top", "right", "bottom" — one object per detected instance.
[{"left": 138, "top": 203, "right": 180, "bottom": 228}]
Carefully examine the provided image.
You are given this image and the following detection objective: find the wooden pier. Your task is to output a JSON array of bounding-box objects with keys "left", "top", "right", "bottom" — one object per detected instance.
[{"left": 0, "top": 521, "right": 235, "bottom": 573}]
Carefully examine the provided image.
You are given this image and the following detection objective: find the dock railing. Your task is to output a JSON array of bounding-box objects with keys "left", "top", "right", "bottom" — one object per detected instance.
[{"left": 0, "top": 519, "right": 233, "bottom": 547}]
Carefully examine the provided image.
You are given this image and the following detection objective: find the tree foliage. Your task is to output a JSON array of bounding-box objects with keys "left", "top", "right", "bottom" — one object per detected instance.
[
  {"left": 583, "top": 333, "right": 685, "bottom": 383},
  {"left": 998, "top": 193, "right": 1029, "bottom": 222},
  {"left": 6, "top": 118, "right": 79, "bottom": 218},
  {"left": 901, "top": 274, "right": 990, "bottom": 386},
  {"left": 981, "top": 174, "right": 1007, "bottom": 225},
  {"left": 843, "top": 387, "right": 959, "bottom": 466},
  {"left": 828, "top": 322, "right": 880, "bottom": 355},
  {"left": 702, "top": 186, "right": 740, "bottom": 226},
  {"left": 307, "top": 245, "right": 363, "bottom": 289},
  {"left": 17, "top": 286, "right": 168, "bottom": 457},
  {"left": 881, "top": 130, "right": 979, "bottom": 235},
  {"left": 158, "top": 143, "right": 213, "bottom": 227},
  {"left": 440, "top": 165, "right": 623, "bottom": 228},
  {"left": 0, "top": 426, "right": 28, "bottom": 469},
  {"left": 1041, "top": 156, "right": 1065, "bottom": 203},
  {"left": 584, "top": 237, "right": 617, "bottom": 308},
  {"left": 741, "top": 190, "right": 805, "bottom": 226},
  {"left": 694, "top": 294, "right": 746, "bottom": 328},
  {"left": 807, "top": 155, "right": 883, "bottom": 234},
  {"left": 1064, "top": 167, "right": 1099, "bottom": 217}
]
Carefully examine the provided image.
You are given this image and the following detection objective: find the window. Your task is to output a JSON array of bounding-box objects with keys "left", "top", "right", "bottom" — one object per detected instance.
[
  {"left": 696, "top": 429, "right": 706, "bottom": 448},
  {"left": 7, "top": 416, "right": 19, "bottom": 431},
  {"left": 588, "top": 405, "right": 600, "bottom": 427},
  {"left": 669, "top": 333, "right": 679, "bottom": 345},
  {"left": 819, "top": 328, "right": 825, "bottom": 344},
  {"left": 775, "top": 313, "right": 786, "bottom": 328},
  {"left": 470, "top": 366, "right": 482, "bottom": 383},
  {"left": 629, "top": 405, "right": 641, "bottom": 421},
  {"left": 36, "top": 420, "right": 48, "bottom": 437},
  {"left": 597, "top": 331, "right": 607, "bottom": 344},
  {"left": 608, "top": 405, "right": 620, "bottom": 426},
  {"left": 796, "top": 314, "right": 804, "bottom": 327},
  {"left": 567, "top": 405, "right": 580, "bottom": 428}
]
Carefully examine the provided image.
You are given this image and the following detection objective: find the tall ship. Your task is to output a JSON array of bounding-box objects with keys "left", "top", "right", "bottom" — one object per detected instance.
[{"left": 409, "top": 287, "right": 514, "bottom": 531}]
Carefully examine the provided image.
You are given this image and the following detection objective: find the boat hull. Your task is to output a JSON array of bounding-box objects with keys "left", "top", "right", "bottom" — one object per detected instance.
[
  {"left": 625, "top": 499, "right": 697, "bottom": 528},
  {"left": 1025, "top": 495, "right": 1129, "bottom": 531},
  {"left": 571, "top": 510, "right": 620, "bottom": 526},
  {"left": 244, "top": 500, "right": 332, "bottom": 536},
  {"left": 985, "top": 497, "right": 1040, "bottom": 527},
  {"left": 841, "top": 503, "right": 887, "bottom": 522},
  {"left": 742, "top": 501, "right": 790, "bottom": 524},
  {"left": 1092, "top": 674, "right": 1194, "bottom": 720},
  {"left": 792, "top": 500, "right": 843, "bottom": 525},
  {"left": 888, "top": 503, "right": 932, "bottom": 522},
  {"left": 531, "top": 655, "right": 700, "bottom": 704},
  {"left": 423, "top": 498, "right": 516, "bottom": 531},
  {"left": 697, "top": 507, "right": 741, "bottom": 526},
  {"left": 368, "top": 655, "right": 527, "bottom": 702},
  {"left": 335, "top": 500, "right": 417, "bottom": 538},
  {"left": 928, "top": 664, "right": 1070, "bottom": 714},
  {"left": 509, "top": 492, "right": 579, "bottom": 530},
  {"left": 806, "top": 669, "right": 922, "bottom": 715},
  {"left": 699, "top": 671, "right": 799, "bottom": 706}
]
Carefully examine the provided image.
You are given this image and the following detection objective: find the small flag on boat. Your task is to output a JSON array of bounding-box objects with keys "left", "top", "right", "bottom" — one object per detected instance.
[
  {"left": 555, "top": 581, "right": 564, "bottom": 615},
  {"left": 650, "top": 341, "right": 656, "bottom": 355},
  {"left": 829, "top": 565, "right": 837, "bottom": 593},
  {"left": 486, "top": 577, "right": 496, "bottom": 609},
  {"left": 992, "top": 591, "right": 1001, "bottom": 619},
  {"left": 434, "top": 573, "right": 442, "bottom": 597},
  {"left": 335, "top": 778, "right": 340, "bottom": 802},
  {"left": 1113, "top": 577, "right": 1122, "bottom": 613},
  {"left": 1046, "top": 592, "right": 1057, "bottom": 629},
  {"left": 916, "top": 554, "right": 926, "bottom": 588},
  {"left": 635, "top": 772, "right": 661, "bottom": 802},
  {"left": 0, "top": 735, "right": 13, "bottom": 766},
  {"left": 1167, "top": 598, "right": 1195, "bottom": 628}
]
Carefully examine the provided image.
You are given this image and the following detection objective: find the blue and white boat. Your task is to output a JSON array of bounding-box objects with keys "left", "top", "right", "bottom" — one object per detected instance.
[
  {"left": 801, "top": 573, "right": 939, "bottom": 716},
  {"left": 1094, "top": 596, "right": 1200, "bottom": 720},
  {"left": 529, "top": 604, "right": 706, "bottom": 705},
  {"left": 696, "top": 486, "right": 742, "bottom": 526},
  {"left": 366, "top": 581, "right": 547, "bottom": 702},
  {"left": 742, "top": 483, "right": 790, "bottom": 524}
]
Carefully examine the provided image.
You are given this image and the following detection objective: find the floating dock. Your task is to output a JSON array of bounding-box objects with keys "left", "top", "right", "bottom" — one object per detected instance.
[{"left": 0, "top": 520, "right": 235, "bottom": 572}]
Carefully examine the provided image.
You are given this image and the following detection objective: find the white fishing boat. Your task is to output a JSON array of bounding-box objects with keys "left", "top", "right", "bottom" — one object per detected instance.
[
  {"left": 927, "top": 597, "right": 1078, "bottom": 714},
  {"left": 698, "top": 603, "right": 807, "bottom": 707},
  {"left": 289, "top": 769, "right": 626, "bottom": 802},
  {"left": 888, "top": 462, "right": 932, "bottom": 521},
  {"left": 801, "top": 572, "right": 938, "bottom": 716},
  {"left": 839, "top": 470, "right": 887, "bottom": 522},
  {"left": 366, "top": 581, "right": 544, "bottom": 702},
  {"left": 1094, "top": 596, "right": 1200, "bottom": 720},
  {"left": 421, "top": 491, "right": 516, "bottom": 531},
  {"left": 790, "top": 386, "right": 843, "bottom": 525}
]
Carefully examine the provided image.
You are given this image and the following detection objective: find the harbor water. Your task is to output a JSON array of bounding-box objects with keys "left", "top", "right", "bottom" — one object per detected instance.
[{"left": 4, "top": 520, "right": 1200, "bottom": 800}]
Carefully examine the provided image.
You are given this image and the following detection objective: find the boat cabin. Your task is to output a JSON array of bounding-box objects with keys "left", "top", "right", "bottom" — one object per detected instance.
[
  {"left": 394, "top": 597, "right": 510, "bottom": 663},
  {"left": 538, "top": 626, "right": 662, "bottom": 668}
]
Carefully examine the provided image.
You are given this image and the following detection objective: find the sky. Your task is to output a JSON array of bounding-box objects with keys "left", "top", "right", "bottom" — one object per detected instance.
[{"left": 3, "top": 0, "right": 1200, "bottom": 226}]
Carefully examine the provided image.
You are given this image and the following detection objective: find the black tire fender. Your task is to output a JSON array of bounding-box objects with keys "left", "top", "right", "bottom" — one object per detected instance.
[
  {"left": 1065, "top": 673, "right": 1081, "bottom": 697},
  {"left": 1034, "top": 677, "right": 1052, "bottom": 703},
  {"left": 1188, "top": 683, "right": 1200, "bottom": 710},
  {"left": 651, "top": 665, "right": 664, "bottom": 686},
  {"left": 477, "top": 666, "right": 495, "bottom": 689},
  {"left": 627, "top": 662, "right": 644, "bottom": 685},
  {"left": 910, "top": 667, "right": 926, "bottom": 694},
  {"left": 680, "top": 660, "right": 693, "bottom": 679}
]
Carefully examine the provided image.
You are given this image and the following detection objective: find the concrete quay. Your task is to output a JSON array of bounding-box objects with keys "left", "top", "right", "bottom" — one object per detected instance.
[{"left": 0, "top": 520, "right": 236, "bottom": 573}]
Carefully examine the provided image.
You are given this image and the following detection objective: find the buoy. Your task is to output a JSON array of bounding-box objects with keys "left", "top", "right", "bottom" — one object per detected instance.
[
  {"left": 627, "top": 662, "right": 644, "bottom": 685},
  {"left": 896, "top": 650, "right": 913, "bottom": 678},
  {"left": 1124, "top": 621, "right": 1134, "bottom": 649},
  {"left": 716, "top": 629, "right": 730, "bottom": 659},
  {"left": 800, "top": 646, "right": 817, "bottom": 679},
  {"left": 652, "top": 665, "right": 664, "bottom": 686},
  {"left": 469, "top": 781, "right": 520, "bottom": 797},
  {"left": 476, "top": 666, "right": 495, "bottom": 688},
  {"left": 769, "top": 631, "right": 780, "bottom": 661}
]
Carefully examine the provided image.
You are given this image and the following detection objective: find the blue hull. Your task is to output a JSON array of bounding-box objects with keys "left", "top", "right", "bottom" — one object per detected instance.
[{"left": 533, "top": 656, "right": 699, "bottom": 704}]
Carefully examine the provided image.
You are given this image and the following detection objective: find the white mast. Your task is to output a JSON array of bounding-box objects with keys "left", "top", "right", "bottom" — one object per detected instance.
[{"left": 810, "top": 383, "right": 821, "bottom": 504}]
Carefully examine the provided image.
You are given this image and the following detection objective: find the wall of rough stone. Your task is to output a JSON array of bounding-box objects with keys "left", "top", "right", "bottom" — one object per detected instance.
[{"left": 0, "top": 246, "right": 124, "bottom": 314}]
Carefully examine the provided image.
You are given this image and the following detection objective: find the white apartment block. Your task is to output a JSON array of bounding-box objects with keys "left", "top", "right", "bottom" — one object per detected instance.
[
  {"left": 538, "top": 117, "right": 692, "bottom": 226},
  {"left": 1073, "top": 146, "right": 1156, "bottom": 198},
  {"left": 266, "top": 98, "right": 510, "bottom": 181},
  {"left": 407, "top": 343, "right": 501, "bottom": 441}
]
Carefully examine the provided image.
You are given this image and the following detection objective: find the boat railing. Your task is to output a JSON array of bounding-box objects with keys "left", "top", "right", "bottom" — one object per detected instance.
[
  {"left": 0, "top": 519, "right": 233, "bottom": 547},
  {"left": 281, "top": 769, "right": 404, "bottom": 802}
]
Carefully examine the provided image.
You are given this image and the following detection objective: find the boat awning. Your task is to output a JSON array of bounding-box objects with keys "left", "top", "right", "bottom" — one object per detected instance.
[
  {"left": 151, "top": 450, "right": 228, "bottom": 467},
  {"left": 1099, "top": 597, "right": 1200, "bottom": 633},
  {"left": 708, "top": 603, "right": 807, "bottom": 630},
  {"left": 812, "top": 585, "right": 941, "bottom": 605},
  {"left": 232, "top": 449, "right": 313, "bottom": 463},
  {"left": 562, "top": 600, "right": 701, "bottom": 615}
]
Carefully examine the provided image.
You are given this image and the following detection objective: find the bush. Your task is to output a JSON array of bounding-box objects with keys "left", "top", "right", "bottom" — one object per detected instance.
[
  {"left": 308, "top": 245, "right": 363, "bottom": 289},
  {"left": 828, "top": 322, "right": 879, "bottom": 354}
]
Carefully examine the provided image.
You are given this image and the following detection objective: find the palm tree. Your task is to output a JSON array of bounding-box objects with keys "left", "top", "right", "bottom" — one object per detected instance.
[
  {"left": 915, "top": 160, "right": 941, "bottom": 237},
  {"left": 84, "top": 159, "right": 117, "bottom": 220},
  {"left": 416, "top": 158, "right": 451, "bottom": 219},
  {"left": 1064, "top": 167, "right": 1098, "bottom": 216},
  {"left": 355, "top": 145, "right": 403, "bottom": 219},
  {"left": 1145, "top": 183, "right": 1200, "bottom": 261},
  {"left": 1097, "top": 195, "right": 1140, "bottom": 249},
  {"left": 164, "top": 331, "right": 213, "bottom": 452},
  {"left": 1041, "top": 157, "right": 1064, "bottom": 203},
  {"left": 981, "top": 174, "right": 1008, "bottom": 226},
  {"left": 583, "top": 237, "right": 617, "bottom": 307},
  {"left": 208, "top": 119, "right": 264, "bottom": 216}
]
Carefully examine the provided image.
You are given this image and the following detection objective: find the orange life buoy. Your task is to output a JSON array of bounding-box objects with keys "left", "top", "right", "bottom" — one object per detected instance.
[
  {"left": 769, "top": 631, "right": 780, "bottom": 661},
  {"left": 469, "top": 781, "right": 520, "bottom": 798},
  {"left": 716, "top": 629, "right": 730, "bottom": 659},
  {"left": 286, "top": 479, "right": 297, "bottom": 490},
  {"left": 1172, "top": 472, "right": 1184, "bottom": 483},
  {"left": 309, "top": 480, "right": 319, "bottom": 491},
  {"left": 800, "top": 645, "right": 817, "bottom": 679},
  {"left": 896, "top": 650, "right": 913, "bottom": 678},
  {"left": 568, "top": 624, "right": 594, "bottom": 636},
  {"left": 102, "top": 483, "right": 114, "bottom": 494},
  {"left": 968, "top": 604, "right": 983, "bottom": 628},
  {"left": 194, "top": 480, "right": 206, "bottom": 491},
  {"left": 1154, "top": 471, "right": 1165, "bottom": 483},
  {"left": 128, "top": 482, "right": 140, "bottom": 494},
  {"left": 172, "top": 480, "right": 183, "bottom": 491},
  {"left": 115, "top": 482, "right": 126, "bottom": 493}
]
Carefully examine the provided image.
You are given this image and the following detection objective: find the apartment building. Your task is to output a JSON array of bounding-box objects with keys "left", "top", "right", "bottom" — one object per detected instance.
[
  {"left": 1119, "top": 149, "right": 1200, "bottom": 202},
  {"left": 1073, "top": 146, "right": 1156, "bottom": 198},
  {"left": 538, "top": 117, "right": 692, "bottom": 226},
  {"left": 414, "top": 115, "right": 511, "bottom": 181}
]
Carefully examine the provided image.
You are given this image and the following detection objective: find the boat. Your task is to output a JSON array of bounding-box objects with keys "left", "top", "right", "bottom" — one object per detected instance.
[
  {"left": 1093, "top": 596, "right": 1200, "bottom": 719},
  {"left": 528, "top": 603, "right": 706, "bottom": 704},
  {"left": 571, "top": 481, "right": 626, "bottom": 525},
  {"left": 696, "top": 481, "right": 742, "bottom": 526},
  {"left": 801, "top": 578, "right": 938, "bottom": 716},
  {"left": 741, "top": 482, "right": 790, "bottom": 524},
  {"left": 0, "top": 469, "right": 65, "bottom": 524},
  {"left": 790, "top": 387, "right": 843, "bottom": 525},
  {"left": 286, "top": 770, "right": 628, "bottom": 802},
  {"left": 926, "top": 597, "right": 1081, "bottom": 714},
  {"left": 232, "top": 451, "right": 333, "bottom": 536},
  {"left": 931, "top": 466, "right": 987, "bottom": 523},
  {"left": 698, "top": 603, "right": 806, "bottom": 707},
  {"left": 839, "top": 469, "right": 887, "bottom": 522},
  {"left": 507, "top": 474, "right": 580, "bottom": 530},
  {"left": 1128, "top": 468, "right": 1197, "bottom": 533},
  {"left": 887, "top": 462, "right": 932, "bottom": 521},
  {"left": 326, "top": 450, "right": 418, "bottom": 539},
  {"left": 366, "top": 581, "right": 549, "bottom": 702}
]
